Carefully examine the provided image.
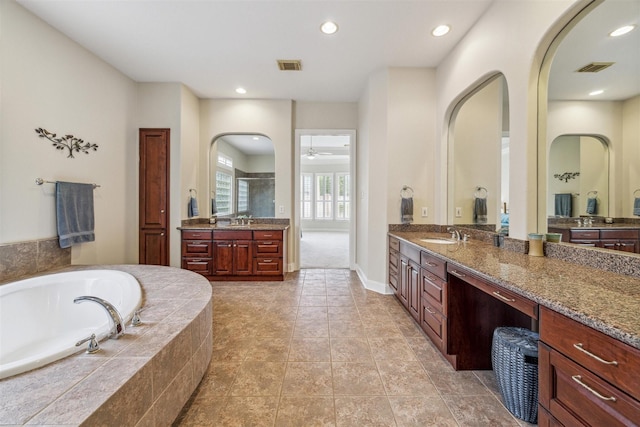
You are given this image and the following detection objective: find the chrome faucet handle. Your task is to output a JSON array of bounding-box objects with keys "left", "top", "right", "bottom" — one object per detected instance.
[
  {"left": 462, "top": 234, "right": 470, "bottom": 242},
  {"left": 76, "top": 333, "right": 100, "bottom": 354},
  {"left": 131, "top": 309, "right": 143, "bottom": 326}
]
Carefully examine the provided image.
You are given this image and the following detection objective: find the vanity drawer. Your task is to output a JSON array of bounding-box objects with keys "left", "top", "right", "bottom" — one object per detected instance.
[
  {"left": 599, "top": 229, "right": 639, "bottom": 240},
  {"left": 389, "top": 236, "right": 400, "bottom": 252},
  {"left": 389, "top": 248, "right": 399, "bottom": 270},
  {"left": 213, "top": 230, "right": 253, "bottom": 240},
  {"left": 420, "top": 251, "right": 446, "bottom": 279},
  {"left": 421, "top": 270, "right": 447, "bottom": 314},
  {"left": 254, "top": 257, "right": 283, "bottom": 275},
  {"left": 420, "top": 297, "right": 446, "bottom": 350},
  {"left": 255, "top": 240, "right": 283, "bottom": 256},
  {"left": 540, "top": 306, "right": 640, "bottom": 401},
  {"left": 447, "top": 265, "right": 538, "bottom": 319},
  {"left": 539, "top": 343, "right": 640, "bottom": 427},
  {"left": 570, "top": 229, "right": 599, "bottom": 240},
  {"left": 182, "top": 230, "right": 212, "bottom": 240},
  {"left": 253, "top": 230, "right": 283, "bottom": 240},
  {"left": 182, "top": 258, "right": 213, "bottom": 275},
  {"left": 181, "top": 240, "right": 212, "bottom": 257}
]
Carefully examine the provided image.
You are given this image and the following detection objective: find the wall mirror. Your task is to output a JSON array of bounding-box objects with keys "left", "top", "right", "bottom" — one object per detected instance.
[
  {"left": 544, "top": 0, "right": 640, "bottom": 230},
  {"left": 548, "top": 135, "right": 609, "bottom": 218},
  {"left": 448, "top": 73, "right": 510, "bottom": 233},
  {"left": 209, "top": 134, "right": 275, "bottom": 217}
]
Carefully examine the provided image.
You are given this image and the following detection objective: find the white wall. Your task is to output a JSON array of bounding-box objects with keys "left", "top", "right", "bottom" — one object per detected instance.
[
  {"left": 435, "top": 0, "right": 578, "bottom": 238},
  {"left": 0, "top": 0, "right": 138, "bottom": 264},
  {"left": 622, "top": 96, "right": 640, "bottom": 217},
  {"left": 294, "top": 102, "right": 358, "bottom": 130}
]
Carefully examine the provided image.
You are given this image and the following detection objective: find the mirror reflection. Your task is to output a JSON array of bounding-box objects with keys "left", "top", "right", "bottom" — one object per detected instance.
[
  {"left": 449, "top": 74, "right": 510, "bottom": 233},
  {"left": 548, "top": 135, "right": 609, "bottom": 218},
  {"left": 210, "top": 134, "right": 275, "bottom": 218}
]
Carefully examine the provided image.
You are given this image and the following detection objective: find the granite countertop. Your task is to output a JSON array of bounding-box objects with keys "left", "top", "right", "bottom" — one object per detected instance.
[
  {"left": 389, "top": 231, "right": 640, "bottom": 350},
  {"left": 547, "top": 223, "right": 640, "bottom": 230},
  {"left": 178, "top": 223, "right": 289, "bottom": 231}
]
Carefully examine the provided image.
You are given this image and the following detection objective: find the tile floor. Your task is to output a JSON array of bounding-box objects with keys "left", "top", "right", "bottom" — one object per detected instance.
[{"left": 175, "top": 269, "right": 536, "bottom": 426}]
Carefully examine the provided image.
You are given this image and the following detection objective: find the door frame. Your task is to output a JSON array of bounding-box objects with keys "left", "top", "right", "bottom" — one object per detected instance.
[{"left": 294, "top": 129, "right": 356, "bottom": 270}]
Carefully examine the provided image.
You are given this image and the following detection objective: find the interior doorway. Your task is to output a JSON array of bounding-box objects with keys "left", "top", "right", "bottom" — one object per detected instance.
[{"left": 295, "top": 130, "right": 355, "bottom": 270}]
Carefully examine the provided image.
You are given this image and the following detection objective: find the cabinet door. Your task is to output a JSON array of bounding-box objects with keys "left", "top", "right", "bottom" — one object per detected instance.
[
  {"left": 233, "top": 240, "right": 254, "bottom": 275},
  {"left": 408, "top": 260, "right": 420, "bottom": 321},
  {"left": 399, "top": 256, "right": 410, "bottom": 308},
  {"left": 140, "top": 229, "right": 167, "bottom": 265},
  {"left": 213, "top": 240, "right": 234, "bottom": 274}
]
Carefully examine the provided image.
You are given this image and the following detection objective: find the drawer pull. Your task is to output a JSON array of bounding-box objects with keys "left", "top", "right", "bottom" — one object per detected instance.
[
  {"left": 571, "top": 375, "right": 617, "bottom": 402},
  {"left": 425, "top": 306, "right": 436, "bottom": 315},
  {"left": 492, "top": 291, "right": 516, "bottom": 303},
  {"left": 449, "top": 269, "right": 466, "bottom": 278},
  {"left": 263, "top": 234, "right": 273, "bottom": 237},
  {"left": 263, "top": 241, "right": 273, "bottom": 245},
  {"left": 425, "top": 262, "right": 437, "bottom": 267},
  {"left": 263, "top": 259, "right": 273, "bottom": 263},
  {"left": 573, "top": 343, "right": 619, "bottom": 366},
  {"left": 424, "top": 274, "right": 436, "bottom": 282}
]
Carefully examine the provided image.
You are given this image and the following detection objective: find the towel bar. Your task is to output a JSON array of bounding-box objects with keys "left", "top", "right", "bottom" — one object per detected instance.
[
  {"left": 36, "top": 178, "right": 100, "bottom": 189},
  {"left": 474, "top": 186, "right": 488, "bottom": 198},
  {"left": 634, "top": 189, "right": 640, "bottom": 198},
  {"left": 587, "top": 190, "right": 598, "bottom": 198},
  {"left": 401, "top": 185, "right": 413, "bottom": 198}
]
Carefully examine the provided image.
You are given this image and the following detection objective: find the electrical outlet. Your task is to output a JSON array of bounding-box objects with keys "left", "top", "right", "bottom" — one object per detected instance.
[
  {"left": 421, "top": 207, "right": 428, "bottom": 217},
  {"left": 279, "top": 205, "right": 285, "bottom": 214},
  {"left": 455, "top": 207, "right": 462, "bottom": 217}
]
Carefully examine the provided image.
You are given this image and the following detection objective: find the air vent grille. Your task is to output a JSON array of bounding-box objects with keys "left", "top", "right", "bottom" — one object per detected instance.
[
  {"left": 576, "top": 62, "right": 614, "bottom": 73},
  {"left": 277, "top": 60, "right": 302, "bottom": 71}
]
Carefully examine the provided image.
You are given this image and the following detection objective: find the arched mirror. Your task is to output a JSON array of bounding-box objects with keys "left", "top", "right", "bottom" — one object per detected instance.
[
  {"left": 448, "top": 74, "right": 510, "bottom": 232},
  {"left": 543, "top": 0, "right": 639, "bottom": 235},
  {"left": 209, "top": 134, "right": 275, "bottom": 218}
]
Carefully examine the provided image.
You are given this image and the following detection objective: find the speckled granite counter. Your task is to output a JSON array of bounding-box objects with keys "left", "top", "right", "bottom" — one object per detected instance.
[
  {"left": 547, "top": 223, "right": 640, "bottom": 230},
  {"left": 0, "top": 265, "right": 213, "bottom": 426},
  {"left": 389, "top": 231, "right": 640, "bottom": 350},
  {"left": 178, "top": 223, "right": 289, "bottom": 231}
]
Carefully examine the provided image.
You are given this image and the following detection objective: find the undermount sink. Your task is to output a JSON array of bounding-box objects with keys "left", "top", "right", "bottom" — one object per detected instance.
[{"left": 419, "top": 238, "right": 458, "bottom": 245}]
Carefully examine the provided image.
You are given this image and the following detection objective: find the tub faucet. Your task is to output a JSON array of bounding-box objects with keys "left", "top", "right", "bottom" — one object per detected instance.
[
  {"left": 74, "top": 296, "right": 125, "bottom": 339},
  {"left": 447, "top": 227, "right": 461, "bottom": 241}
]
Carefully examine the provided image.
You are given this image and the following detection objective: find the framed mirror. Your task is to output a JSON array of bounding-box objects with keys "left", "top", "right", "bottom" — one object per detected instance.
[
  {"left": 448, "top": 74, "right": 510, "bottom": 233},
  {"left": 209, "top": 134, "right": 275, "bottom": 217}
]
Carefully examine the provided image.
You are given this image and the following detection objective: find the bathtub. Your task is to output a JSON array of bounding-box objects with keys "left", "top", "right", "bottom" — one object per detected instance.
[{"left": 0, "top": 269, "right": 142, "bottom": 379}]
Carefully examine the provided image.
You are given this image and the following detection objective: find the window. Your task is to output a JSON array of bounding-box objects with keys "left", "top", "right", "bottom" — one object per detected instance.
[
  {"left": 336, "top": 173, "right": 350, "bottom": 220},
  {"left": 215, "top": 171, "right": 232, "bottom": 215},
  {"left": 218, "top": 153, "right": 233, "bottom": 168},
  {"left": 301, "top": 173, "right": 313, "bottom": 219},
  {"left": 315, "top": 174, "right": 333, "bottom": 220},
  {"left": 237, "top": 179, "right": 248, "bottom": 212}
]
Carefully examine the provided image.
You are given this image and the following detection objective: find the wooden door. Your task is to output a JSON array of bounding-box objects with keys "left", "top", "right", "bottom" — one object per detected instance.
[
  {"left": 213, "top": 240, "right": 234, "bottom": 274},
  {"left": 139, "top": 129, "right": 169, "bottom": 265},
  {"left": 233, "top": 240, "right": 254, "bottom": 275}
]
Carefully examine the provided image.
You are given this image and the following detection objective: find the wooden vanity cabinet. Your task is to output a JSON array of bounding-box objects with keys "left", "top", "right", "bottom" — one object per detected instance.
[
  {"left": 388, "top": 237, "right": 400, "bottom": 293},
  {"left": 539, "top": 306, "right": 640, "bottom": 426},
  {"left": 253, "top": 230, "right": 284, "bottom": 276},
  {"left": 599, "top": 229, "right": 639, "bottom": 253},
  {"left": 213, "top": 230, "right": 254, "bottom": 276},
  {"left": 548, "top": 227, "right": 640, "bottom": 253},
  {"left": 419, "top": 251, "right": 448, "bottom": 353},
  {"left": 398, "top": 242, "right": 421, "bottom": 321},
  {"left": 569, "top": 229, "right": 600, "bottom": 247},
  {"left": 181, "top": 230, "right": 213, "bottom": 275}
]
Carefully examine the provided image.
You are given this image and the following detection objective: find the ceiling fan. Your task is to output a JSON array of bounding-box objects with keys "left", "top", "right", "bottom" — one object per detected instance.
[{"left": 303, "top": 137, "right": 332, "bottom": 159}]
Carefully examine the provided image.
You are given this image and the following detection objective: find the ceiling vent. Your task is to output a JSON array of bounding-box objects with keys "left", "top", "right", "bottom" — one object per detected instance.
[
  {"left": 576, "top": 62, "right": 614, "bottom": 73},
  {"left": 277, "top": 60, "right": 302, "bottom": 71}
]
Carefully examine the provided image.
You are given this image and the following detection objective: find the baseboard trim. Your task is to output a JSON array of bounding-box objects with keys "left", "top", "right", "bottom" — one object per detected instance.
[{"left": 355, "top": 265, "right": 394, "bottom": 295}]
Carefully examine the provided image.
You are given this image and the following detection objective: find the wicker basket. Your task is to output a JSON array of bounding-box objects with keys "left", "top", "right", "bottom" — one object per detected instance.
[{"left": 491, "top": 327, "right": 539, "bottom": 424}]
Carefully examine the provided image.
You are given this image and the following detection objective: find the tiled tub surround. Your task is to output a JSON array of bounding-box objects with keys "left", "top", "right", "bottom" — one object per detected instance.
[
  {"left": 0, "top": 265, "right": 213, "bottom": 426},
  {"left": 0, "top": 237, "right": 71, "bottom": 283},
  {"left": 389, "top": 231, "right": 640, "bottom": 350}
]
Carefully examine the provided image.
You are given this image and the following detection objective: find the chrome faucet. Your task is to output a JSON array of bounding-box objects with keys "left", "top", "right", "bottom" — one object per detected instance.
[
  {"left": 74, "top": 296, "right": 125, "bottom": 339},
  {"left": 447, "top": 227, "right": 461, "bottom": 241}
]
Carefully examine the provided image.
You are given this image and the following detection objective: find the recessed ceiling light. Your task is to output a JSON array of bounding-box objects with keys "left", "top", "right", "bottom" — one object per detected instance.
[
  {"left": 609, "top": 24, "right": 636, "bottom": 37},
  {"left": 432, "top": 24, "right": 451, "bottom": 37},
  {"left": 320, "top": 21, "right": 338, "bottom": 35},
  {"left": 252, "top": 136, "right": 259, "bottom": 140},
  {"left": 235, "top": 87, "right": 247, "bottom": 94},
  {"left": 589, "top": 89, "right": 604, "bottom": 96}
]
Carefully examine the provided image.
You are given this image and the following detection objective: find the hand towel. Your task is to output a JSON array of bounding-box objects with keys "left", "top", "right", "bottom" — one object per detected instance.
[
  {"left": 473, "top": 197, "right": 487, "bottom": 224},
  {"left": 56, "top": 181, "right": 95, "bottom": 249},
  {"left": 401, "top": 197, "right": 413, "bottom": 224},
  {"left": 634, "top": 197, "right": 640, "bottom": 216},
  {"left": 554, "top": 193, "right": 572, "bottom": 217},
  {"left": 586, "top": 197, "right": 597, "bottom": 215},
  {"left": 188, "top": 196, "right": 199, "bottom": 217},
  {"left": 211, "top": 198, "right": 218, "bottom": 215}
]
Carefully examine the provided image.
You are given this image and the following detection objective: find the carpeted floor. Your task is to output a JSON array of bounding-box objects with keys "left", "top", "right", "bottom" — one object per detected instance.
[{"left": 300, "top": 231, "right": 349, "bottom": 269}]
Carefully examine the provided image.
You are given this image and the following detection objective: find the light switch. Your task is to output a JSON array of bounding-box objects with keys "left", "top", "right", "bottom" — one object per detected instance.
[
  {"left": 279, "top": 205, "right": 285, "bottom": 214},
  {"left": 421, "top": 207, "right": 428, "bottom": 217},
  {"left": 455, "top": 207, "right": 462, "bottom": 217}
]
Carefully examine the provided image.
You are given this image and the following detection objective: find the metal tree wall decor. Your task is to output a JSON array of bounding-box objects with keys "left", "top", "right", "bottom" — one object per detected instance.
[
  {"left": 553, "top": 172, "right": 580, "bottom": 183},
  {"left": 35, "top": 128, "right": 99, "bottom": 158}
]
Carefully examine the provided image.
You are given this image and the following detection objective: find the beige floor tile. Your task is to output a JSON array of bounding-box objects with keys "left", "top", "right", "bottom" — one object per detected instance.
[
  {"left": 293, "top": 319, "right": 329, "bottom": 338},
  {"left": 376, "top": 360, "right": 439, "bottom": 396},
  {"left": 229, "top": 361, "right": 286, "bottom": 396},
  {"left": 174, "top": 396, "right": 227, "bottom": 426},
  {"left": 334, "top": 396, "right": 396, "bottom": 427},
  {"left": 193, "top": 361, "right": 242, "bottom": 398},
  {"left": 331, "top": 362, "right": 386, "bottom": 395},
  {"left": 299, "top": 294, "right": 328, "bottom": 306},
  {"left": 388, "top": 396, "right": 458, "bottom": 427},
  {"left": 275, "top": 396, "right": 336, "bottom": 427},
  {"left": 288, "top": 337, "right": 331, "bottom": 361},
  {"left": 429, "top": 371, "right": 492, "bottom": 396},
  {"left": 328, "top": 320, "right": 365, "bottom": 337},
  {"left": 443, "top": 394, "right": 521, "bottom": 426},
  {"left": 368, "top": 337, "right": 417, "bottom": 361},
  {"left": 216, "top": 396, "right": 279, "bottom": 427},
  {"left": 244, "top": 337, "right": 291, "bottom": 361},
  {"left": 281, "top": 362, "right": 333, "bottom": 396},
  {"left": 330, "top": 337, "right": 373, "bottom": 362}
]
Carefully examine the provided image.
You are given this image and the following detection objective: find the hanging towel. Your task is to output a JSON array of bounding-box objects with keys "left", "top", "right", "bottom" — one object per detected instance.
[
  {"left": 56, "top": 181, "right": 95, "bottom": 249},
  {"left": 211, "top": 198, "right": 218, "bottom": 215},
  {"left": 586, "top": 197, "right": 598, "bottom": 215},
  {"left": 473, "top": 197, "right": 487, "bottom": 224},
  {"left": 634, "top": 198, "right": 640, "bottom": 216},
  {"left": 554, "top": 193, "right": 572, "bottom": 217},
  {"left": 401, "top": 197, "right": 413, "bottom": 224},
  {"left": 188, "top": 196, "right": 199, "bottom": 217}
]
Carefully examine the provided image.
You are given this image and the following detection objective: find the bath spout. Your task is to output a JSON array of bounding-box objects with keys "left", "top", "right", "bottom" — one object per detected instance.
[{"left": 74, "top": 296, "right": 125, "bottom": 339}]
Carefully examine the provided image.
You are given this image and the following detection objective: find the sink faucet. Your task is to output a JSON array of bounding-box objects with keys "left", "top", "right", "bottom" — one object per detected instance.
[
  {"left": 447, "top": 227, "right": 461, "bottom": 241},
  {"left": 74, "top": 296, "right": 125, "bottom": 339}
]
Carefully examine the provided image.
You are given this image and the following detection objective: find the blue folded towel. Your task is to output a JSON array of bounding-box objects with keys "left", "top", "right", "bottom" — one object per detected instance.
[
  {"left": 634, "top": 197, "right": 640, "bottom": 216},
  {"left": 554, "top": 193, "right": 572, "bottom": 217},
  {"left": 188, "top": 196, "right": 199, "bottom": 217},
  {"left": 56, "top": 181, "right": 95, "bottom": 249},
  {"left": 401, "top": 197, "right": 413, "bottom": 224},
  {"left": 586, "top": 197, "right": 597, "bottom": 215},
  {"left": 473, "top": 197, "right": 487, "bottom": 224}
]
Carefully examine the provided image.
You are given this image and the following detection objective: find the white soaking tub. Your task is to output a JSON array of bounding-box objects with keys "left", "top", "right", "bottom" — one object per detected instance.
[{"left": 0, "top": 269, "right": 142, "bottom": 379}]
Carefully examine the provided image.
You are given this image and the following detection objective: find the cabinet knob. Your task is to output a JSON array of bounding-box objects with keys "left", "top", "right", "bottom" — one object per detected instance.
[
  {"left": 160, "top": 232, "right": 165, "bottom": 236},
  {"left": 160, "top": 210, "right": 165, "bottom": 214}
]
